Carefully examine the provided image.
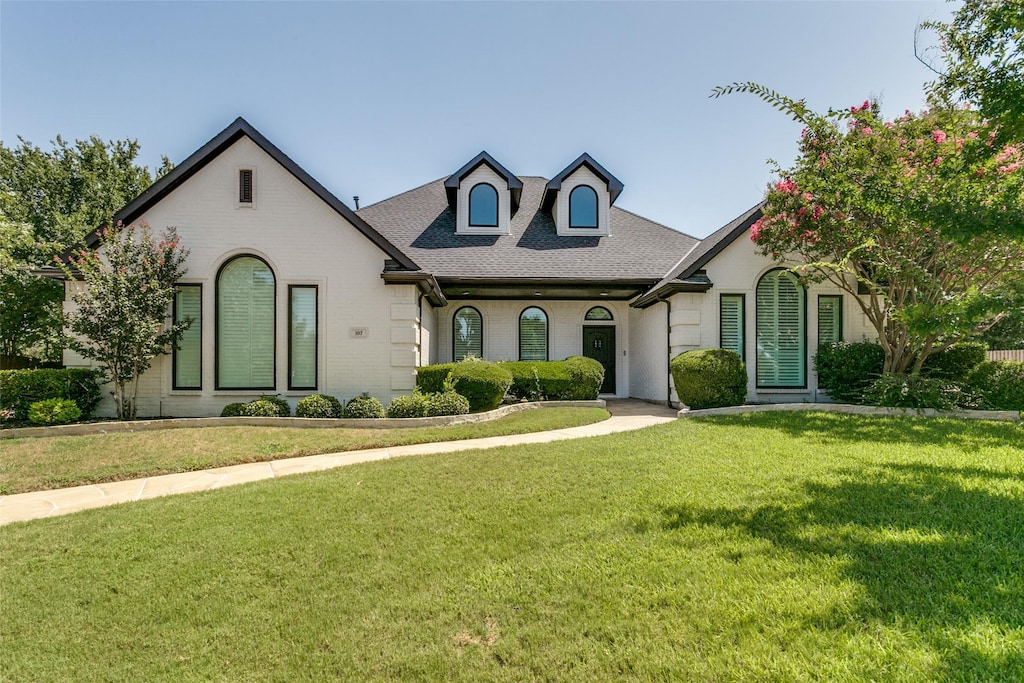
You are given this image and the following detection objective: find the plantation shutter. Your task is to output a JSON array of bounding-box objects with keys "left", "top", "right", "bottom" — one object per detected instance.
[
  {"left": 756, "top": 271, "right": 805, "bottom": 387},
  {"left": 720, "top": 295, "right": 744, "bottom": 360},
  {"left": 174, "top": 285, "right": 202, "bottom": 389},
  {"left": 217, "top": 257, "right": 275, "bottom": 389},
  {"left": 519, "top": 307, "right": 548, "bottom": 360},
  {"left": 453, "top": 307, "right": 482, "bottom": 361},
  {"left": 817, "top": 296, "right": 842, "bottom": 346},
  {"left": 289, "top": 286, "right": 317, "bottom": 389}
]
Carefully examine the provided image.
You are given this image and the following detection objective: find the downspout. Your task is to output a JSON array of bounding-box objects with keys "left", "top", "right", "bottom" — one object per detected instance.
[
  {"left": 665, "top": 297, "right": 672, "bottom": 406},
  {"left": 417, "top": 293, "right": 424, "bottom": 367}
]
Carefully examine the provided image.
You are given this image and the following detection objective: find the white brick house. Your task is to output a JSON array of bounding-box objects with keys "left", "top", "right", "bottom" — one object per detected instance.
[{"left": 62, "top": 118, "right": 873, "bottom": 417}]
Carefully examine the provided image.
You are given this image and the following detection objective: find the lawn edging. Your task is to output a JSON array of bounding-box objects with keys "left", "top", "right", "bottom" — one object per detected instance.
[
  {"left": 678, "top": 402, "right": 1021, "bottom": 422},
  {"left": 0, "top": 400, "right": 606, "bottom": 440}
]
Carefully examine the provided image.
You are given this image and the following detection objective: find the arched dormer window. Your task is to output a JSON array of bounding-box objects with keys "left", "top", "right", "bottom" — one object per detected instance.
[
  {"left": 217, "top": 255, "right": 276, "bottom": 389},
  {"left": 519, "top": 307, "right": 548, "bottom": 360},
  {"left": 469, "top": 183, "right": 498, "bottom": 227},
  {"left": 453, "top": 306, "right": 483, "bottom": 361},
  {"left": 756, "top": 269, "right": 805, "bottom": 388},
  {"left": 569, "top": 185, "right": 598, "bottom": 228}
]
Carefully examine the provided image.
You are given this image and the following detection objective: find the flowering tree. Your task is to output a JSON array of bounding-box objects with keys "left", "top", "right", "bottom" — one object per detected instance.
[
  {"left": 712, "top": 84, "right": 1024, "bottom": 374},
  {"left": 57, "top": 223, "right": 189, "bottom": 419}
]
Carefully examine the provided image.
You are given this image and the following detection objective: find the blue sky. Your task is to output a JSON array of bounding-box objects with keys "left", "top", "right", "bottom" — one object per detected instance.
[{"left": 1, "top": 1, "right": 951, "bottom": 238}]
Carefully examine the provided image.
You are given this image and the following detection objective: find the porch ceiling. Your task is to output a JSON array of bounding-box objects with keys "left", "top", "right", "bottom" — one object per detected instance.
[{"left": 436, "top": 277, "right": 651, "bottom": 301}]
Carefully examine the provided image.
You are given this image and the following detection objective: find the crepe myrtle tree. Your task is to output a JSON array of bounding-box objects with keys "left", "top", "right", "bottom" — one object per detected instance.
[
  {"left": 712, "top": 84, "right": 1024, "bottom": 374},
  {"left": 57, "top": 222, "right": 190, "bottom": 419}
]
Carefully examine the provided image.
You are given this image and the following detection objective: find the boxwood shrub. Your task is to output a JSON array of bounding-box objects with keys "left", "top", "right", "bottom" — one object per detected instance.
[
  {"left": 387, "top": 393, "right": 429, "bottom": 418},
  {"left": 220, "top": 402, "right": 248, "bottom": 417},
  {"left": 0, "top": 368, "right": 101, "bottom": 420},
  {"left": 28, "top": 398, "right": 82, "bottom": 425},
  {"left": 295, "top": 394, "right": 343, "bottom": 418},
  {"left": 416, "top": 364, "right": 455, "bottom": 394},
  {"left": 966, "top": 361, "right": 1024, "bottom": 411},
  {"left": 499, "top": 361, "right": 572, "bottom": 400},
  {"left": 448, "top": 360, "right": 512, "bottom": 412},
  {"left": 670, "top": 348, "right": 747, "bottom": 410},
  {"left": 563, "top": 356, "right": 605, "bottom": 400},
  {"left": 343, "top": 395, "right": 385, "bottom": 419},
  {"left": 241, "top": 399, "right": 285, "bottom": 417},
  {"left": 814, "top": 341, "right": 885, "bottom": 404},
  {"left": 424, "top": 391, "right": 471, "bottom": 417}
]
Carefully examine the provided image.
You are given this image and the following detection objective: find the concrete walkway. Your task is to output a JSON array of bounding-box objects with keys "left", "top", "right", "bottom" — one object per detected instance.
[{"left": 0, "top": 400, "right": 677, "bottom": 526}]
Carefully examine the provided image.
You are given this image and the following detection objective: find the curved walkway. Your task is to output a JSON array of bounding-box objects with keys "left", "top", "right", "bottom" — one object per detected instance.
[{"left": 0, "top": 400, "right": 677, "bottom": 526}]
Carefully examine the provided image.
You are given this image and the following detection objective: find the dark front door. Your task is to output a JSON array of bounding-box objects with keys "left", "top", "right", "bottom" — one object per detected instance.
[{"left": 583, "top": 325, "right": 616, "bottom": 394}]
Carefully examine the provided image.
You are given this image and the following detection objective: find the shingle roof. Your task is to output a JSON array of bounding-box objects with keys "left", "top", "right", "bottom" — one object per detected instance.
[{"left": 357, "top": 176, "right": 699, "bottom": 281}]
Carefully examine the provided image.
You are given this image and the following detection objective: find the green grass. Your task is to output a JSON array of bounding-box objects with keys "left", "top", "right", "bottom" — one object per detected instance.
[
  {"left": 0, "top": 407, "right": 609, "bottom": 494},
  {"left": 2, "top": 412, "right": 1023, "bottom": 681}
]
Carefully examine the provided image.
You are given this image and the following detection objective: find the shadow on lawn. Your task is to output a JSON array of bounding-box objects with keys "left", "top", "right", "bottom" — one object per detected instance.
[
  {"left": 662, "top": 461, "right": 1024, "bottom": 678},
  {"left": 703, "top": 411, "right": 1024, "bottom": 451}
]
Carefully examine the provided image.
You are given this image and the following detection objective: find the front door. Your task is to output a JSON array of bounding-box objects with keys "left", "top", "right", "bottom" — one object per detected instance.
[{"left": 583, "top": 326, "right": 616, "bottom": 394}]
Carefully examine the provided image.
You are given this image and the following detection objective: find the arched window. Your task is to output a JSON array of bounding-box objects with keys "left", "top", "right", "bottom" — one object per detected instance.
[
  {"left": 756, "top": 269, "right": 805, "bottom": 387},
  {"left": 584, "top": 306, "right": 613, "bottom": 321},
  {"left": 468, "top": 183, "right": 498, "bottom": 227},
  {"left": 217, "top": 255, "right": 276, "bottom": 389},
  {"left": 519, "top": 307, "right": 548, "bottom": 360},
  {"left": 569, "top": 185, "right": 598, "bottom": 228},
  {"left": 453, "top": 306, "right": 483, "bottom": 361}
]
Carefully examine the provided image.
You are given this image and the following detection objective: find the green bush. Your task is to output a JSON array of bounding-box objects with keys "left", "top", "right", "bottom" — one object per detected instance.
[
  {"left": 863, "top": 373, "right": 960, "bottom": 411},
  {"left": 220, "top": 402, "right": 247, "bottom": 417},
  {"left": 343, "top": 395, "right": 385, "bottom": 419},
  {"left": 500, "top": 361, "right": 572, "bottom": 400},
  {"left": 449, "top": 360, "right": 512, "bottom": 412},
  {"left": 27, "top": 398, "right": 82, "bottom": 425},
  {"left": 423, "top": 391, "right": 471, "bottom": 417},
  {"left": 295, "top": 394, "right": 343, "bottom": 418},
  {"left": 256, "top": 394, "right": 291, "bottom": 417},
  {"left": 241, "top": 399, "right": 286, "bottom": 417},
  {"left": 670, "top": 349, "right": 747, "bottom": 410},
  {"left": 966, "top": 361, "right": 1024, "bottom": 411},
  {"left": 0, "top": 368, "right": 102, "bottom": 420},
  {"left": 920, "top": 341, "right": 988, "bottom": 381},
  {"left": 387, "top": 393, "right": 429, "bottom": 418},
  {"left": 563, "top": 356, "right": 605, "bottom": 400},
  {"left": 416, "top": 364, "right": 456, "bottom": 394},
  {"left": 814, "top": 342, "right": 885, "bottom": 403}
]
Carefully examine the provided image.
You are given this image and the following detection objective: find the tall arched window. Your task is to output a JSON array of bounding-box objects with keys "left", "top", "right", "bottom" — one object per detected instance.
[
  {"left": 453, "top": 306, "right": 483, "bottom": 361},
  {"left": 569, "top": 185, "right": 598, "bottom": 228},
  {"left": 756, "top": 269, "right": 805, "bottom": 387},
  {"left": 519, "top": 307, "right": 548, "bottom": 360},
  {"left": 217, "top": 255, "right": 276, "bottom": 389},
  {"left": 468, "top": 183, "right": 498, "bottom": 227}
]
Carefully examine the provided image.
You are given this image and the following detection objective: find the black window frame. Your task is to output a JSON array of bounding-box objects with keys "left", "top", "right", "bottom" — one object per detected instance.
[
  {"left": 468, "top": 182, "right": 499, "bottom": 227},
  {"left": 172, "top": 283, "right": 203, "bottom": 390},
  {"left": 569, "top": 185, "right": 599, "bottom": 229},
  {"left": 518, "top": 306, "right": 550, "bottom": 361},
  {"left": 215, "top": 254, "right": 277, "bottom": 391},
  {"left": 584, "top": 306, "right": 614, "bottom": 322},
  {"left": 452, "top": 306, "right": 483, "bottom": 362},
  {"left": 288, "top": 284, "right": 318, "bottom": 391}
]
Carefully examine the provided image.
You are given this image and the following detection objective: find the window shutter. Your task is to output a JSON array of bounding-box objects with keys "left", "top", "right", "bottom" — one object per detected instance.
[
  {"left": 756, "top": 271, "right": 805, "bottom": 387},
  {"left": 218, "top": 257, "right": 275, "bottom": 388},
  {"left": 817, "top": 296, "right": 842, "bottom": 346},
  {"left": 289, "top": 286, "right": 317, "bottom": 389},
  {"left": 720, "top": 295, "right": 744, "bottom": 360},
  {"left": 239, "top": 169, "right": 253, "bottom": 203},
  {"left": 174, "top": 285, "right": 202, "bottom": 389}
]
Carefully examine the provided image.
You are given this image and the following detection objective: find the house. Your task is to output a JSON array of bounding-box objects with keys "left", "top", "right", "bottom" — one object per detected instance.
[{"left": 62, "top": 118, "right": 874, "bottom": 417}]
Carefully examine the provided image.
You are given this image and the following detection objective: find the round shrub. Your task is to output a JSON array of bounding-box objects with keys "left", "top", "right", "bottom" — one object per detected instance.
[
  {"left": 343, "top": 395, "right": 385, "bottom": 419},
  {"left": 863, "top": 373, "right": 959, "bottom": 410},
  {"left": 966, "top": 360, "right": 1024, "bottom": 411},
  {"left": 449, "top": 360, "right": 513, "bottom": 412},
  {"left": 813, "top": 341, "right": 885, "bottom": 403},
  {"left": 255, "top": 394, "right": 291, "bottom": 417},
  {"left": 920, "top": 341, "right": 988, "bottom": 381},
  {"left": 295, "top": 394, "right": 343, "bottom": 418},
  {"left": 220, "top": 402, "right": 248, "bottom": 417},
  {"left": 416, "top": 364, "right": 456, "bottom": 394},
  {"left": 563, "top": 356, "right": 605, "bottom": 399},
  {"left": 424, "top": 391, "right": 470, "bottom": 417},
  {"left": 241, "top": 399, "right": 285, "bottom": 417},
  {"left": 27, "top": 398, "right": 81, "bottom": 425},
  {"left": 670, "top": 349, "right": 747, "bottom": 410},
  {"left": 387, "top": 393, "right": 429, "bottom": 418}
]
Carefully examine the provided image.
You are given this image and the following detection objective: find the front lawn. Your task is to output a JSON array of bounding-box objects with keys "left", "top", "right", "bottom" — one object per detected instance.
[
  {"left": 0, "top": 407, "right": 609, "bottom": 494},
  {"left": 2, "top": 413, "right": 1023, "bottom": 680}
]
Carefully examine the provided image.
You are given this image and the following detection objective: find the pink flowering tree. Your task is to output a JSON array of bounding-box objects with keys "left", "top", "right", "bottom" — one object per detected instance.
[
  {"left": 57, "top": 223, "right": 190, "bottom": 419},
  {"left": 712, "top": 84, "right": 1024, "bottom": 374}
]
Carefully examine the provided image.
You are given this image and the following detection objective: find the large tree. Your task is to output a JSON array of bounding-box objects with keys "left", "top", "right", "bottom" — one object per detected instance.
[{"left": 712, "top": 85, "right": 1024, "bottom": 374}]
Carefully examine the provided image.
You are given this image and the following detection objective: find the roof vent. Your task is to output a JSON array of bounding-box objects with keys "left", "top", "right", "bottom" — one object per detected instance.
[{"left": 353, "top": 195, "right": 360, "bottom": 210}]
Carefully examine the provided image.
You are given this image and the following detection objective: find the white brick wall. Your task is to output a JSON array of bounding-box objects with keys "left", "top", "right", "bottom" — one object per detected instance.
[{"left": 628, "top": 304, "right": 669, "bottom": 402}]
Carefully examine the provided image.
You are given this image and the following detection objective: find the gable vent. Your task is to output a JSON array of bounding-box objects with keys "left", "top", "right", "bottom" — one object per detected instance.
[{"left": 239, "top": 169, "right": 253, "bottom": 203}]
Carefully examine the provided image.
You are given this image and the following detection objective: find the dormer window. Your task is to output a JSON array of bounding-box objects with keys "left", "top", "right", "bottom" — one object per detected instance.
[
  {"left": 469, "top": 183, "right": 498, "bottom": 227},
  {"left": 569, "top": 186, "right": 598, "bottom": 228}
]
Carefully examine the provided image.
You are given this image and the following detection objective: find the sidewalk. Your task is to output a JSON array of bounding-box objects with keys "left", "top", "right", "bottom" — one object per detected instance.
[{"left": 0, "top": 400, "right": 677, "bottom": 525}]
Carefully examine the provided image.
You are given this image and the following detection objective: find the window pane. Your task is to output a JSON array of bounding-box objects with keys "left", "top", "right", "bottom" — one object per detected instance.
[
  {"left": 756, "top": 271, "right": 805, "bottom": 387},
  {"left": 585, "top": 306, "right": 613, "bottom": 321},
  {"left": 174, "top": 285, "right": 202, "bottom": 389},
  {"left": 569, "top": 186, "right": 598, "bottom": 228},
  {"left": 453, "top": 307, "right": 482, "bottom": 361},
  {"left": 469, "top": 184, "right": 498, "bottom": 226},
  {"left": 520, "top": 307, "right": 548, "bottom": 360},
  {"left": 218, "top": 256, "right": 275, "bottom": 388},
  {"left": 818, "top": 296, "right": 842, "bottom": 346},
  {"left": 290, "top": 287, "right": 317, "bottom": 389},
  {"left": 720, "top": 295, "right": 744, "bottom": 360}
]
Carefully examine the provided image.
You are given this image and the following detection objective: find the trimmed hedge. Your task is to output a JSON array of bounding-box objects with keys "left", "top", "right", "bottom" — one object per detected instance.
[
  {"left": 449, "top": 360, "right": 512, "bottom": 412},
  {"left": 28, "top": 398, "right": 82, "bottom": 425},
  {"left": 295, "top": 394, "right": 343, "bottom": 418},
  {"left": 500, "top": 361, "right": 572, "bottom": 400},
  {"left": 814, "top": 342, "right": 885, "bottom": 404},
  {"left": 0, "top": 368, "right": 102, "bottom": 420},
  {"left": 387, "top": 393, "right": 429, "bottom": 418},
  {"left": 220, "top": 402, "right": 247, "bottom": 417},
  {"left": 424, "top": 391, "right": 471, "bottom": 417},
  {"left": 343, "top": 395, "right": 385, "bottom": 419},
  {"left": 967, "top": 361, "right": 1024, "bottom": 411},
  {"left": 563, "top": 356, "right": 605, "bottom": 400},
  {"left": 920, "top": 341, "right": 988, "bottom": 381},
  {"left": 670, "top": 349, "right": 747, "bottom": 410},
  {"left": 416, "top": 364, "right": 455, "bottom": 394}
]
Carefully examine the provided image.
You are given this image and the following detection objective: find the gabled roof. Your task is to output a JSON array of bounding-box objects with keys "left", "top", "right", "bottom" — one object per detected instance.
[
  {"left": 631, "top": 202, "right": 764, "bottom": 308},
  {"left": 443, "top": 151, "right": 523, "bottom": 214},
  {"left": 94, "top": 117, "right": 419, "bottom": 271},
  {"left": 541, "top": 153, "right": 624, "bottom": 211}
]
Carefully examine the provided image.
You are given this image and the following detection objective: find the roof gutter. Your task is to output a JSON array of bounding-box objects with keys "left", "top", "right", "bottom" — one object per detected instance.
[{"left": 380, "top": 270, "right": 448, "bottom": 307}]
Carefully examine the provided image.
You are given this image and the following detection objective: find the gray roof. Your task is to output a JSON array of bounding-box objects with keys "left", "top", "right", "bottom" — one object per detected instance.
[{"left": 357, "top": 176, "right": 698, "bottom": 281}]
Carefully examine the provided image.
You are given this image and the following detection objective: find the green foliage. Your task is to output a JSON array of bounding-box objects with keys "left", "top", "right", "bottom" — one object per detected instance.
[
  {"left": 27, "top": 398, "right": 81, "bottom": 426},
  {"left": 220, "top": 402, "right": 247, "bottom": 418},
  {"left": 814, "top": 342, "right": 885, "bottom": 403},
  {"left": 424, "top": 391, "right": 471, "bottom": 417},
  {"left": 449, "top": 360, "right": 512, "bottom": 412},
  {"left": 56, "top": 223, "right": 190, "bottom": 420},
  {"left": 343, "top": 395, "right": 385, "bottom": 419},
  {"left": 416, "top": 364, "right": 455, "bottom": 394},
  {"left": 500, "top": 361, "right": 572, "bottom": 400},
  {"left": 254, "top": 395, "right": 291, "bottom": 417},
  {"left": 920, "top": 341, "right": 988, "bottom": 381},
  {"left": 966, "top": 361, "right": 1024, "bottom": 411},
  {"left": 670, "top": 349, "right": 747, "bottom": 410},
  {"left": 295, "top": 394, "right": 343, "bottom": 419},
  {"left": 241, "top": 399, "right": 284, "bottom": 418},
  {"left": 386, "top": 393, "right": 429, "bottom": 419},
  {"left": 979, "top": 304, "right": 1024, "bottom": 350},
  {"left": 563, "top": 356, "right": 606, "bottom": 400},
  {"left": 0, "top": 368, "right": 101, "bottom": 420},
  {"left": 864, "top": 373, "right": 960, "bottom": 411}
]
